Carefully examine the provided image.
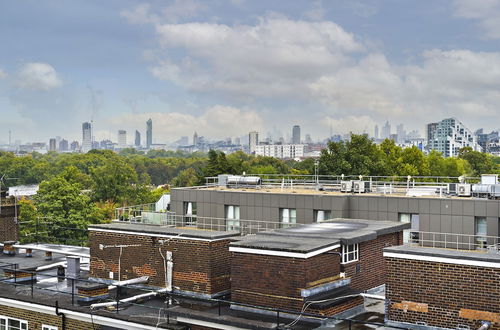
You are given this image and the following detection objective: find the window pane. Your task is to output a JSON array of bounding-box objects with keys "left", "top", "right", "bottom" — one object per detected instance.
[
  {"left": 290, "top": 209, "right": 296, "bottom": 223},
  {"left": 227, "top": 205, "right": 234, "bottom": 219},
  {"left": 234, "top": 206, "right": 240, "bottom": 219},
  {"left": 316, "top": 210, "right": 325, "bottom": 222},
  {"left": 475, "top": 217, "right": 487, "bottom": 236}
]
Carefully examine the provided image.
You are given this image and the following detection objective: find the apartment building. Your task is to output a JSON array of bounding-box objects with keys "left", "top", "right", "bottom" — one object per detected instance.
[{"left": 426, "top": 117, "right": 481, "bottom": 157}]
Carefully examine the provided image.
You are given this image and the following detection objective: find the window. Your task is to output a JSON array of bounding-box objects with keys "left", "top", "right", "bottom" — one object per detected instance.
[
  {"left": 280, "top": 208, "right": 296, "bottom": 228},
  {"left": 341, "top": 244, "right": 359, "bottom": 264},
  {"left": 0, "top": 316, "right": 27, "bottom": 330},
  {"left": 42, "top": 326, "right": 58, "bottom": 330},
  {"left": 225, "top": 205, "right": 240, "bottom": 231},
  {"left": 183, "top": 202, "right": 197, "bottom": 225},
  {"left": 313, "top": 210, "right": 331, "bottom": 222},
  {"left": 475, "top": 217, "right": 487, "bottom": 249},
  {"left": 399, "top": 213, "right": 419, "bottom": 243}
]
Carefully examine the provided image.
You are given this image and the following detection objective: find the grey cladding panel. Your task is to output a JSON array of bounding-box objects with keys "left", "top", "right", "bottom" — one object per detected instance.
[
  {"left": 322, "top": 197, "right": 332, "bottom": 210},
  {"left": 313, "top": 196, "right": 322, "bottom": 209},
  {"left": 418, "top": 199, "right": 430, "bottom": 213},
  {"left": 398, "top": 198, "right": 409, "bottom": 213},
  {"left": 247, "top": 193, "right": 255, "bottom": 206},
  {"left": 441, "top": 215, "right": 452, "bottom": 233},
  {"left": 387, "top": 212, "right": 398, "bottom": 222},
  {"left": 368, "top": 198, "right": 378, "bottom": 212},
  {"left": 378, "top": 198, "right": 388, "bottom": 212},
  {"left": 463, "top": 201, "right": 474, "bottom": 216},
  {"left": 388, "top": 198, "right": 398, "bottom": 213},
  {"left": 429, "top": 214, "right": 441, "bottom": 232},
  {"left": 451, "top": 216, "right": 463, "bottom": 234},
  {"left": 474, "top": 201, "right": 487, "bottom": 217},
  {"left": 358, "top": 197, "right": 368, "bottom": 211},
  {"left": 254, "top": 193, "right": 262, "bottom": 206},
  {"left": 288, "top": 195, "right": 296, "bottom": 208},
  {"left": 304, "top": 196, "right": 313, "bottom": 209},
  {"left": 462, "top": 216, "right": 475, "bottom": 235},
  {"left": 263, "top": 207, "right": 271, "bottom": 221},
  {"left": 296, "top": 195, "right": 305, "bottom": 209},
  {"left": 440, "top": 201, "right": 451, "bottom": 215},
  {"left": 297, "top": 209, "right": 306, "bottom": 224},
  {"left": 408, "top": 199, "right": 418, "bottom": 213},
  {"left": 262, "top": 194, "right": 271, "bottom": 207},
  {"left": 451, "top": 201, "right": 463, "bottom": 216},
  {"left": 419, "top": 214, "right": 430, "bottom": 232},
  {"left": 377, "top": 212, "right": 389, "bottom": 221},
  {"left": 487, "top": 201, "right": 497, "bottom": 217},
  {"left": 430, "top": 200, "right": 440, "bottom": 214},
  {"left": 279, "top": 195, "right": 287, "bottom": 207}
]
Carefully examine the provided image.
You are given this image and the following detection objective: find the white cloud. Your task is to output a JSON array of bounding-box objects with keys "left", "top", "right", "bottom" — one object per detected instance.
[
  {"left": 100, "top": 105, "right": 263, "bottom": 142},
  {"left": 0, "top": 68, "right": 7, "bottom": 79},
  {"left": 17, "top": 62, "right": 62, "bottom": 91},
  {"left": 126, "top": 9, "right": 500, "bottom": 135},
  {"left": 151, "top": 16, "right": 363, "bottom": 98},
  {"left": 121, "top": 0, "right": 206, "bottom": 25},
  {"left": 453, "top": 0, "right": 500, "bottom": 39}
]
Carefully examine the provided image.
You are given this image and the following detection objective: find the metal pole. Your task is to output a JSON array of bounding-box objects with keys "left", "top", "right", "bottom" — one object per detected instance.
[{"left": 71, "top": 278, "right": 75, "bottom": 306}]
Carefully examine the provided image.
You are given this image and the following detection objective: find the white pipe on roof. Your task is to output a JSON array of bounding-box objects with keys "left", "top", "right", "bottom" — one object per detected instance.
[{"left": 90, "top": 288, "right": 168, "bottom": 309}]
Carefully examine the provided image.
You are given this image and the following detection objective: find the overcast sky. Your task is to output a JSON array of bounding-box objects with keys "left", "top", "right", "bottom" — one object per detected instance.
[{"left": 1, "top": 0, "right": 500, "bottom": 144}]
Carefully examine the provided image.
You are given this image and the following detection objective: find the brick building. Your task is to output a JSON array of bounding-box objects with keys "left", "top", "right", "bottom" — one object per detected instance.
[
  {"left": 385, "top": 244, "right": 500, "bottom": 329},
  {"left": 0, "top": 203, "right": 18, "bottom": 242},
  {"left": 230, "top": 219, "right": 406, "bottom": 317},
  {"left": 89, "top": 223, "right": 240, "bottom": 298}
]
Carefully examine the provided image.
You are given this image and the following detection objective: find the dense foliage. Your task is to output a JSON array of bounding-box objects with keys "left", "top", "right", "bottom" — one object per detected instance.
[{"left": 3, "top": 134, "right": 500, "bottom": 245}]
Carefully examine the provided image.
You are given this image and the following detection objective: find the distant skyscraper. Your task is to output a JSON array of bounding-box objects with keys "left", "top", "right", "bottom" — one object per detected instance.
[
  {"left": 146, "top": 118, "right": 152, "bottom": 148},
  {"left": 427, "top": 117, "right": 481, "bottom": 157},
  {"left": 179, "top": 136, "right": 189, "bottom": 145},
  {"left": 81, "top": 122, "right": 92, "bottom": 153},
  {"left": 70, "top": 141, "right": 79, "bottom": 151},
  {"left": 118, "top": 130, "right": 127, "bottom": 148},
  {"left": 59, "top": 139, "right": 68, "bottom": 152},
  {"left": 49, "top": 138, "right": 57, "bottom": 152},
  {"left": 396, "top": 124, "right": 406, "bottom": 143},
  {"left": 305, "top": 134, "right": 312, "bottom": 144},
  {"left": 292, "top": 125, "right": 301, "bottom": 144},
  {"left": 193, "top": 132, "right": 199, "bottom": 146},
  {"left": 249, "top": 131, "right": 259, "bottom": 153},
  {"left": 381, "top": 121, "right": 391, "bottom": 140},
  {"left": 374, "top": 125, "right": 379, "bottom": 139},
  {"left": 135, "top": 130, "right": 141, "bottom": 147}
]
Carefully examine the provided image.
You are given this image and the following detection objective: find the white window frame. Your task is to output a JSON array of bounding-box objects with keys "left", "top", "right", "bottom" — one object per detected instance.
[
  {"left": 0, "top": 316, "right": 28, "bottom": 330},
  {"left": 225, "top": 205, "right": 240, "bottom": 230},
  {"left": 42, "top": 325, "right": 58, "bottom": 330},
  {"left": 341, "top": 244, "right": 359, "bottom": 264}
]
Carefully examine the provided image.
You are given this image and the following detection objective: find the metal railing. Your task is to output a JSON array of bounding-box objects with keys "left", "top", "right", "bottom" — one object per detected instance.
[
  {"left": 115, "top": 214, "right": 301, "bottom": 234},
  {"left": 203, "top": 174, "right": 480, "bottom": 197},
  {"left": 115, "top": 203, "right": 158, "bottom": 221},
  {"left": 406, "top": 230, "right": 500, "bottom": 252}
]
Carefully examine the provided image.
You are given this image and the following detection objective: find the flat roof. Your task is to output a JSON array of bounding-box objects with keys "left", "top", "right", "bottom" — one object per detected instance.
[
  {"left": 177, "top": 186, "right": 474, "bottom": 200},
  {"left": 230, "top": 219, "right": 409, "bottom": 254},
  {"left": 384, "top": 245, "right": 500, "bottom": 264},
  {"left": 89, "top": 222, "right": 241, "bottom": 240}
]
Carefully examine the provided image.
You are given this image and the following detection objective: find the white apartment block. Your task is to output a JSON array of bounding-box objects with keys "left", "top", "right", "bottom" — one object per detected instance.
[
  {"left": 255, "top": 144, "right": 305, "bottom": 159},
  {"left": 427, "top": 117, "right": 481, "bottom": 157}
]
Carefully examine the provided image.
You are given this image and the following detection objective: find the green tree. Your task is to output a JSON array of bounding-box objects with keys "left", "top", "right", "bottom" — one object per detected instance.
[
  {"left": 91, "top": 159, "right": 138, "bottom": 204},
  {"left": 171, "top": 168, "right": 200, "bottom": 187},
  {"left": 458, "top": 147, "right": 495, "bottom": 176}
]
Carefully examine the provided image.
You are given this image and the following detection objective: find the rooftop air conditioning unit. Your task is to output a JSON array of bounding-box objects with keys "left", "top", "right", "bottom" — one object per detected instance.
[
  {"left": 340, "top": 180, "right": 352, "bottom": 193},
  {"left": 457, "top": 183, "right": 471, "bottom": 197},
  {"left": 352, "top": 180, "right": 369, "bottom": 193}
]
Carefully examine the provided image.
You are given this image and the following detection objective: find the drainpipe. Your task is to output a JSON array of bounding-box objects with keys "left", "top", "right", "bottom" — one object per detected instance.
[{"left": 55, "top": 301, "right": 66, "bottom": 330}]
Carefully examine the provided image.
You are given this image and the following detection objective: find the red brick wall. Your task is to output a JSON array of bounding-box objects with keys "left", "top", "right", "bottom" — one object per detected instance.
[
  {"left": 231, "top": 249, "right": 342, "bottom": 311},
  {"left": 0, "top": 205, "right": 18, "bottom": 242},
  {"left": 89, "top": 231, "right": 233, "bottom": 295},
  {"left": 344, "top": 232, "right": 402, "bottom": 291},
  {"left": 386, "top": 257, "right": 500, "bottom": 329}
]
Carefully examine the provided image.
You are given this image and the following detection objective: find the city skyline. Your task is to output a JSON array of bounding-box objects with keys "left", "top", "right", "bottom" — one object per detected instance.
[{"left": 2, "top": 1, "right": 500, "bottom": 143}]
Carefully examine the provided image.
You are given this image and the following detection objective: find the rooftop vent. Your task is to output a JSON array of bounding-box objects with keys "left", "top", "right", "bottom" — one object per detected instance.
[{"left": 218, "top": 175, "right": 261, "bottom": 188}]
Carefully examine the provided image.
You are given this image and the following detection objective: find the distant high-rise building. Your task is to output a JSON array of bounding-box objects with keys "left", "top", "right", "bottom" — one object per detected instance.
[
  {"left": 146, "top": 118, "right": 152, "bottom": 148},
  {"left": 49, "top": 138, "right": 57, "bottom": 152},
  {"left": 396, "top": 124, "right": 406, "bottom": 143},
  {"left": 118, "top": 130, "right": 127, "bottom": 148},
  {"left": 427, "top": 117, "right": 481, "bottom": 157},
  {"left": 249, "top": 131, "right": 259, "bottom": 153},
  {"left": 70, "top": 141, "right": 79, "bottom": 152},
  {"left": 135, "top": 130, "right": 141, "bottom": 147},
  {"left": 179, "top": 136, "right": 189, "bottom": 146},
  {"left": 381, "top": 121, "right": 391, "bottom": 140},
  {"left": 59, "top": 139, "right": 68, "bottom": 152},
  {"left": 292, "top": 125, "right": 301, "bottom": 144},
  {"left": 305, "top": 134, "right": 312, "bottom": 144},
  {"left": 374, "top": 125, "right": 379, "bottom": 139},
  {"left": 193, "top": 132, "right": 199, "bottom": 146},
  {"left": 100, "top": 139, "right": 114, "bottom": 150},
  {"left": 81, "top": 122, "right": 92, "bottom": 153},
  {"left": 235, "top": 137, "right": 241, "bottom": 145}
]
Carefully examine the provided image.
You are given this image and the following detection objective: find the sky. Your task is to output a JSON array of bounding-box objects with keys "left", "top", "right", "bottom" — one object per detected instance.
[{"left": 1, "top": 0, "right": 500, "bottom": 144}]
